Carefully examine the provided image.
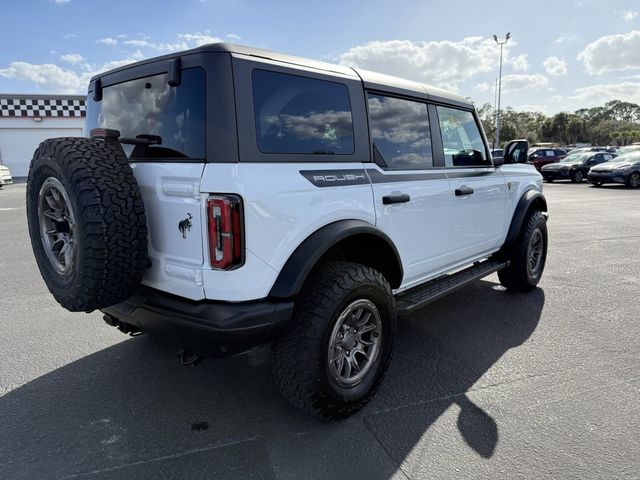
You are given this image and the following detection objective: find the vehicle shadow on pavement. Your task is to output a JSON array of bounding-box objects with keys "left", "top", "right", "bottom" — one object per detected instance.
[{"left": 0, "top": 280, "right": 544, "bottom": 480}]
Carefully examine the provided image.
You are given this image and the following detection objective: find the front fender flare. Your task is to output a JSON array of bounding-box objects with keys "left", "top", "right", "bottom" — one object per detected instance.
[{"left": 502, "top": 189, "right": 548, "bottom": 251}]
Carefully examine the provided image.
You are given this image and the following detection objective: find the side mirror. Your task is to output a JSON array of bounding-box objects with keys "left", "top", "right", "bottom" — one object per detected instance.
[
  {"left": 503, "top": 139, "right": 529, "bottom": 164},
  {"left": 492, "top": 156, "right": 504, "bottom": 167}
]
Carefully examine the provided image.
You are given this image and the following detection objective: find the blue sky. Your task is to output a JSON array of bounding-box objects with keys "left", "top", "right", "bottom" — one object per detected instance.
[{"left": 2, "top": 0, "right": 640, "bottom": 113}]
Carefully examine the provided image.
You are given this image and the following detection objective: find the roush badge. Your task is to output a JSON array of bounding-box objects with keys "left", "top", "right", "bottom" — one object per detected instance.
[{"left": 300, "top": 169, "right": 370, "bottom": 187}]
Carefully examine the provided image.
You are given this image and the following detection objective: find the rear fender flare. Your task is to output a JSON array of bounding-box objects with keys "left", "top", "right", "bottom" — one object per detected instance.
[{"left": 269, "top": 220, "right": 403, "bottom": 298}]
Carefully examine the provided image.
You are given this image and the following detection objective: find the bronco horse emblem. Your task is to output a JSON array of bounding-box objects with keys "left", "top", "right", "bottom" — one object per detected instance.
[{"left": 178, "top": 213, "right": 193, "bottom": 239}]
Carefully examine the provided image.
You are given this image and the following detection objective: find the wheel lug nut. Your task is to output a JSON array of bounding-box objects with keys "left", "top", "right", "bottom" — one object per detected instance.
[
  {"left": 373, "top": 332, "right": 379, "bottom": 338},
  {"left": 346, "top": 350, "right": 350, "bottom": 355}
]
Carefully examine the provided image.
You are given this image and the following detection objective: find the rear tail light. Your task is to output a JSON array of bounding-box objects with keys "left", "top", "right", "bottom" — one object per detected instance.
[{"left": 207, "top": 195, "right": 244, "bottom": 270}]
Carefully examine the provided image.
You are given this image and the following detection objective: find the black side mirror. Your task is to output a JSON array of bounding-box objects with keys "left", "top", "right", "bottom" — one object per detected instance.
[
  {"left": 503, "top": 139, "right": 529, "bottom": 164},
  {"left": 492, "top": 156, "right": 504, "bottom": 167}
]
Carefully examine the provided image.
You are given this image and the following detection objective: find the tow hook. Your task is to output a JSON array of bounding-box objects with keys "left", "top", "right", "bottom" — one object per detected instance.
[{"left": 178, "top": 349, "right": 204, "bottom": 366}]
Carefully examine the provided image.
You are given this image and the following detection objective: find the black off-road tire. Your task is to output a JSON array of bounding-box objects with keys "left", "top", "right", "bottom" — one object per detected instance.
[
  {"left": 27, "top": 137, "right": 148, "bottom": 312},
  {"left": 498, "top": 210, "right": 548, "bottom": 292},
  {"left": 272, "top": 262, "right": 396, "bottom": 420}
]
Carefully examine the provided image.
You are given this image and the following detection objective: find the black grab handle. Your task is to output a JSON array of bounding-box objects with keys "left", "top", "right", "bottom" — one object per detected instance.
[
  {"left": 382, "top": 193, "right": 411, "bottom": 205},
  {"left": 455, "top": 187, "right": 474, "bottom": 196}
]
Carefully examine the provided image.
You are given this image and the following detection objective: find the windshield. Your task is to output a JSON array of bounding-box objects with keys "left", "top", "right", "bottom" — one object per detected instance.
[
  {"left": 560, "top": 153, "right": 590, "bottom": 163},
  {"left": 85, "top": 68, "right": 206, "bottom": 160},
  {"left": 616, "top": 146, "right": 640, "bottom": 156},
  {"left": 608, "top": 152, "right": 640, "bottom": 163}
]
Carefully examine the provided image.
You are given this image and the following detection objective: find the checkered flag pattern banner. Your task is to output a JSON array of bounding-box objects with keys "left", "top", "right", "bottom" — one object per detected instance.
[{"left": 0, "top": 97, "right": 86, "bottom": 118}]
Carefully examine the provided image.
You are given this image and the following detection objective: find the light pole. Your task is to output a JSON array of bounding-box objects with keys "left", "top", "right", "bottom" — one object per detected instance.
[{"left": 493, "top": 32, "right": 511, "bottom": 149}]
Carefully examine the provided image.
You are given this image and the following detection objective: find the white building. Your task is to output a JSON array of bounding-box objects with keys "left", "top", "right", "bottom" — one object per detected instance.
[{"left": 0, "top": 94, "right": 86, "bottom": 180}]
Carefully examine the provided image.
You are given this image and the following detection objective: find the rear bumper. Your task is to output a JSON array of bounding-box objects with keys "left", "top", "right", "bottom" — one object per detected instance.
[
  {"left": 102, "top": 287, "right": 294, "bottom": 357},
  {"left": 587, "top": 171, "right": 626, "bottom": 184}
]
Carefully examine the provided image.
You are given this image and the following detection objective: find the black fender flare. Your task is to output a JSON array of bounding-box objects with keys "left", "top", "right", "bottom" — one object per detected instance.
[
  {"left": 501, "top": 189, "right": 548, "bottom": 251},
  {"left": 269, "top": 219, "right": 403, "bottom": 298}
]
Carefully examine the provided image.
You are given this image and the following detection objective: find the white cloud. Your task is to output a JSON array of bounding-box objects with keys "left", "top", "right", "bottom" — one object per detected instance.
[
  {"left": 501, "top": 74, "right": 550, "bottom": 92},
  {"left": 473, "top": 82, "right": 492, "bottom": 93},
  {"left": 619, "top": 10, "right": 638, "bottom": 21},
  {"left": 59, "top": 53, "right": 85, "bottom": 64},
  {"left": 0, "top": 30, "right": 226, "bottom": 94},
  {"left": 552, "top": 81, "right": 640, "bottom": 110},
  {"left": 119, "top": 32, "right": 221, "bottom": 52},
  {"left": 178, "top": 32, "right": 223, "bottom": 47},
  {"left": 339, "top": 37, "right": 521, "bottom": 90},
  {"left": 510, "top": 54, "right": 529, "bottom": 72},
  {"left": 51, "top": 0, "right": 71, "bottom": 3},
  {"left": 578, "top": 30, "right": 640, "bottom": 74},
  {"left": 0, "top": 62, "right": 83, "bottom": 93},
  {"left": 63, "top": 33, "right": 76, "bottom": 39},
  {"left": 97, "top": 37, "right": 118, "bottom": 46},
  {"left": 0, "top": 51, "right": 147, "bottom": 94},
  {"left": 543, "top": 56, "right": 568, "bottom": 76},
  {"left": 510, "top": 104, "right": 550, "bottom": 114},
  {"left": 556, "top": 34, "right": 577, "bottom": 43},
  {"left": 226, "top": 33, "right": 241, "bottom": 41}
]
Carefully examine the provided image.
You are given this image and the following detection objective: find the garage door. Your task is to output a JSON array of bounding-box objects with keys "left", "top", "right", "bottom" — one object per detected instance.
[{"left": 0, "top": 128, "right": 83, "bottom": 178}]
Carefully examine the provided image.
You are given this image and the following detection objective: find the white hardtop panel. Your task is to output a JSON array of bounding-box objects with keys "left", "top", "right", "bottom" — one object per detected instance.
[{"left": 354, "top": 67, "right": 471, "bottom": 106}]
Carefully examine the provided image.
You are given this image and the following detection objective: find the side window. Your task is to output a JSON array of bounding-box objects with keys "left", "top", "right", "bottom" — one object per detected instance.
[
  {"left": 252, "top": 69, "right": 354, "bottom": 155},
  {"left": 545, "top": 150, "right": 555, "bottom": 157},
  {"left": 367, "top": 93, "right": 432, "bottom": 169},
  {"left": 436, "top": 106, "right": 489, "bottom": 167}
]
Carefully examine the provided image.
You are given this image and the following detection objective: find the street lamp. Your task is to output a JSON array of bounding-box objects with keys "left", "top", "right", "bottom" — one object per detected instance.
[{"left": 493, "top": 32, "right": 511, "bottom": 149}]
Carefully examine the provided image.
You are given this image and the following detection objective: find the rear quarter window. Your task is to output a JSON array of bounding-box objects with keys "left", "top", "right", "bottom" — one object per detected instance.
[{"left": 252, "top": 70, "right": 354, "bottom": 155}]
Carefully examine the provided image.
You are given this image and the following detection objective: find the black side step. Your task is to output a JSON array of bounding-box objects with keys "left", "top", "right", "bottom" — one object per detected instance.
[{"left": 395, "top": 259, "right": 509, "bottom": 316}]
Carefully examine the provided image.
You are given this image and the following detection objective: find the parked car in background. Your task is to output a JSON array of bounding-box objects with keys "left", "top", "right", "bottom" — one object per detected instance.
[
  {"left": 541, "top": 151, "right": 616, "bottom": 183},
  {"left": 615, "top": 145, "right": 640, "bottom": 156},
  {"left": 588, "top": 151, "right": 640, "bottom": 188},
  {"left": 0, "top": 165, "right": 12, "bottom": 189},
  {"left": 528, "top": 148, "right": 567, "bottom": 171}
]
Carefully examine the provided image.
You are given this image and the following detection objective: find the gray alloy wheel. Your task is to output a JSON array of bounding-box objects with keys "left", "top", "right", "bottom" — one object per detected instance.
[
  {"left": 327, "top": 298, "right": 382, "bottom": 387},
  {"left": 629, "top": 172, "right": 640, "bottom": 188},
  {"left": 573, "top": 170, "right": 583, "bottom": 183},
  {"left": 37, "top": 177, "right": 77, "bottom": 275},
  {"left": 526, "top": 228, "right": 544, "bottom": 278}
]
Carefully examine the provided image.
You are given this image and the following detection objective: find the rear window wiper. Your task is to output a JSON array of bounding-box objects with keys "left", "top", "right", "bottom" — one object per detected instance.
[
  {"left": 90, "top": 129, "right": 162, "bottom": 146},
  {"left": 119, "top": 134, "right": 162, "bottom": 146}
]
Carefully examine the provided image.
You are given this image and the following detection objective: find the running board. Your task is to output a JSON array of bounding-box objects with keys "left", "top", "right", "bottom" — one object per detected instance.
[{"left": 395, "top": 259, "right": 509, "bottom": 316}]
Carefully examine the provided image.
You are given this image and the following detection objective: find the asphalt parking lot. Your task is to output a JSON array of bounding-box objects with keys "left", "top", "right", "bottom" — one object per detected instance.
[{"left": 1, "top": 181, "right": 639, "bottom": 479}]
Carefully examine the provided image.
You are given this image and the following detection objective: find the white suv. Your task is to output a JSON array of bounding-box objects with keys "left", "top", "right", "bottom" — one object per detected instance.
[{"left": 26, "top": 44, "right": 548, "bottom": 419}]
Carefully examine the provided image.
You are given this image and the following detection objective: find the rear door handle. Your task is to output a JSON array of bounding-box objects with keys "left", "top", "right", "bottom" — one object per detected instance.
[
  {"left": 382, "top": 193, "right": 411, "bottom": 205},
  {"left": 455, "top": 186, "right": 474, "bottom": 196}
]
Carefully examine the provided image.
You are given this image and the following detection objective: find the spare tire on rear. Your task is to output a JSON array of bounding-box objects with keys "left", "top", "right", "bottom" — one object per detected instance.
[{"left": 27, "top": 137, "right": 148, "bottom": 312}]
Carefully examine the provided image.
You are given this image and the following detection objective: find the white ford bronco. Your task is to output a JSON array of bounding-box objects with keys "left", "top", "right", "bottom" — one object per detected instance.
[{"left": 26, "top": 43, "right": 547, "bottom": 420}]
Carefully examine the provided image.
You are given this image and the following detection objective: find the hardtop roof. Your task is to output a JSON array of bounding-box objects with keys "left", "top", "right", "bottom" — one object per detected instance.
[{"left": 90, "top": 42, "right": 471, "bottom": 107}]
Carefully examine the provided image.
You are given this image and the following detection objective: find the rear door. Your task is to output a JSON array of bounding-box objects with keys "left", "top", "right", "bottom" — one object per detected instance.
[
  {"left": 86, "top": 65, "right": 208, "bottom": 300},
  {"left": 366, "top": 93, "right": 452, "bottom": 287},
  {"left": 434, "top": 105, "right": 507, "bottom": 262}
]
